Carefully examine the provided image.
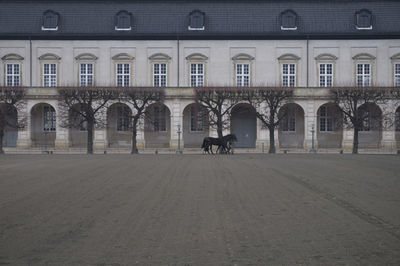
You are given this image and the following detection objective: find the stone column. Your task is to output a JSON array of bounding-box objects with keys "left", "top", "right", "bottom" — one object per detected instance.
[
  {"left": 303, "top": 102, "right": 318, "bottom": 150},
  {"left": 93, "top": 129, "right": 107, "bottom": 152},
  {"left": 169, "top": 101, "right": 182, "bottom": 150},
  {"left": 342, "top": 128, "right": 354, "bottom": 152}
]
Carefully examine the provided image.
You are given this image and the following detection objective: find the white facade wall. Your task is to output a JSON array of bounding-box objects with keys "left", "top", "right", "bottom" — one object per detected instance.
[{"left": 1, "top": 39, "right": 400, "bottom": 152}]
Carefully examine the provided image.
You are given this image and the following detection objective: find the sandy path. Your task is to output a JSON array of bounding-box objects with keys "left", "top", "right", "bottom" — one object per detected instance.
[{"left": 0, "top": 154, "right": 399, "bottom": 265}]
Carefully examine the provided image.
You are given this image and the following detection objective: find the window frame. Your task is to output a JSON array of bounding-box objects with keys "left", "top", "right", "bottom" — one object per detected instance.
[
  {"left": 356, "top": 63, "right": 371, "bottom": 87},
  {"left": 2, "top": 54, "right": 24, "bottom": 87},
  {"left": 112, "top": 53, "right": 134, "bottom": 87},
  {"left": 188, "top": 10, "right": 205, "bottom": 31},
  {"left": 41, "top": 10, "right": 59, "bottom": 31},
  {"left": 235, "top": 63, "right": 250, "bottom": 87},
  {"left": 280, "top": 10, "right": 298, "bottom": 31},
  {"left": 190, "top": 105, "right": 206, "bottom": 132},
  {"left": 43, "top": 105, "right": 56, "bottom": 132},
  {"left": 42, "top": 63, "right": 57, "bottom": 87},
  {"left": 79, "top": 63, "right": 94, "bottom": 87},
  {"left": 115, "top": 10, "right": 132, "bottom": 31},
  {"left": 278, "top": 53, "right": 300, "bottom": 88},
  {"left": 353, "top": 53, "right": 375, "bottom": 87},
  {"left": 116, "top": 63, "right": 131, "bottom": 87},
  {"left": 149, "top": 53, "right": 171, "bottom": 88},
  {"left": 116, "top": 105, "right": 131, "bottom": 132},
  {"left": 186, "top": 53, "right": 208, "bottom": 87},
  {"left": 152, "top": 105, "right": 167, "bottom": 132},
  {"left": 319, "top": 105, "right": 334, "bottom": 132},
  {"left": 232, "top": 53, "right": 254, "bottom": 87},
  {"left": 355, "top": 9, "right": 372, "bottom": 30},
  {"left": 190, "top": 63, "right": 204, "bottom": 87},
  {"left": 281, "top": 106, "right": 296, "bottom": 132},
  {"left": 5, "top": 63, "right": 21, "bottom": 86}
]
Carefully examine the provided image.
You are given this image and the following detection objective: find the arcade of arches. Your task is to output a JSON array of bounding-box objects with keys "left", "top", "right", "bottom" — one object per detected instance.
[{"left": 5, "top": 100, "right": 398, "bottom": 151}]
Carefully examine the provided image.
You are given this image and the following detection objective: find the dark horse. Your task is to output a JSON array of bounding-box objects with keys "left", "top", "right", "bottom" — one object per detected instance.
[{"left": 201, "top": 134, "right": 237, "bottom": 154}]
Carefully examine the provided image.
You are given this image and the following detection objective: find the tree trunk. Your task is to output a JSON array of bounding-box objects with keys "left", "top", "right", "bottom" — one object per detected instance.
[
  {"left": 0, "top": 129, "right": 4, "bottom": 154},
  {"left": 217, "top": 120, "right": 223, "bottom": 139},
  {"left": 131, "top": 119, "right": 139, "bottom": 154},
  {"left": 269, "top": 126, "right": 276, "bottom": 154},
  {"left": 87, "top": 120, "right": 94, "bottom": 154},
  {"left": 353, "top": 127, "right": 359, "bottom": 154}
]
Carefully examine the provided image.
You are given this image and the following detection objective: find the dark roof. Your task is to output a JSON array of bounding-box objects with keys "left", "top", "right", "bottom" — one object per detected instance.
[{"left": 0, "top": 0, "right": 399, "bottom": 40}]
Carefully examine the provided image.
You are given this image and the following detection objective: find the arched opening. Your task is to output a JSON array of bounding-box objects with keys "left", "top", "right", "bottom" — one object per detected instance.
[
  {"left": 30, "top": 103, "right": 56, "bottom": 148},
  {"left": 68, "top": 104, "right": 87, "bottom": 148},
  {"left": 107, "top": 103, "right": 132, "bottom": 148},
  {"left": 278, "top": 103, "right": 304, "bottom": 148},
  {"left": 317, "top": 103, "right": 343, "bottom": 148},
  {"left": 396, "top": 107, "right": 400, "bottom": 149},
  {"left": 144, "top": 103, "right": 171, "bottom": 148},
  {"left": 230, "top": 103, "right": 257, "bottom": 148},
  {"left": 182, "top": 103, "right": 209, "bottom": 148},
  {"left": 357, "top": 103, "right": 382, "bottom": 148},
  {"left": 0, "top": 103, "right": 18, "bottom": 147}
]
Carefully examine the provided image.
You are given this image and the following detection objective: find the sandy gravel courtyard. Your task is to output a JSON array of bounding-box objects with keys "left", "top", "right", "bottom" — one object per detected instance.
[{"left": 0, "top": 154, "right": 400, "bottom": 265}]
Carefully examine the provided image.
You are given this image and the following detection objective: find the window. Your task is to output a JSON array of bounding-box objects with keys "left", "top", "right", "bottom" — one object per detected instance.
[
  {"left": 6, "top": 64, "right": 20, "bottom": 86},
  {"left": 153, "top": 63, "right": 167, "bottom": 87},
  {"left": 356, "top": 63, "right": 371, "bottom": 86},
  {"left": 395, "top": 108, "right": 400, "bottom": 132},
  {"left": 43, "top": 63, "right": 57, "bottom": 87},
  {"left": 282, "top": 63, "right": 296, "bottom": 87},
  {"left": 80, "top": 63, "right": 93, "bottom": 86},
  {"left": 395, "top": 63, "right": 400, "bottom": 86},
  {"left": 281, "top": 106, "right": 296, "bottom": 132},
  {"left": 236, "top": 63, "right": 250, "bottom": 87},
  {"left": 188, "top": 10, "right": 205, "bottom": 30},
  {"left": 116, "top": 63, "right": 130, "bottom": 87},
  {"left": 115, "top": 11, "right": 132, "bottom": 31},
  {"left": 43, "top": 106, "right": 56, "bottom": 132},
  {"left": 117, "top": 106, "right": 130, "bottom": 131},
  {"left": 319, "top": 106, "right": 333, "bottom": 132},
  {"left": 319, "top": 63, "right": 333, "bottom": 87},
  {"left": 281, "top": 10, "right": 297, "bottom": 30},
  {"left": 42, "top": 10, "right": 59, "bottom": 31},
  {"left": 355, "top": 9, "right": 372, "bottom": 30},
  {"left": 153, "top": 106, "right": 167, "bottom": 132},
  {"left": 190, "top": 63, "right": 204, "bottom": 87},
  {"left": 190, "top": 106, "right": 205, "bottom": 132}
]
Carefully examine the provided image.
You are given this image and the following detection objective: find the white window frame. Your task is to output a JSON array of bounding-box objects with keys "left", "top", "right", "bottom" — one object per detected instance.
[
  {"left": 153, "top": 105, "right": 167, "bottom": 132},
  {"left": 117, "top": 106, "right": 130, "bottom": 132},
  {"left": 190, "top": 106, "right": 205, "bottom": 132},
  {"left": 318, "top": 63, "right": 333, "bottom": 87},
  {"left": 356, "top": 63, "right": 371, "bottom": 87},
  {"left": 235, "top": 63, "right": 250, "bottom": 87},
  {"left": 190, "top": 63, "right": 204, "bottom": 87},
  {"left": 282, "top": 63, "right": 296, "bottom": 87},
  {"left": 394, "top": 63, "right": 400, "bottom": 86},
  {"left": 42, "top": 63, "right": 57, "bottom": 87},
  {"left": 5, "top": 63, "right": 21, "bottom": 86},
  {"left": 319, "top": 106, "right": 333, "bottom": 132},
  {"left": 79, "top": 63, "right": 94, "bottom": 86},
  {"left": 153, "top": 63, "right": 167, "bottom": 87},
  {"left": 43, "top": 105, "right": 56, "bottom": 132},
  {"left": 116, "top": 63, "right": 130, "bottom": 87},
  {"left": 281, "top": 106, "right": 296, "bottom": 132}
]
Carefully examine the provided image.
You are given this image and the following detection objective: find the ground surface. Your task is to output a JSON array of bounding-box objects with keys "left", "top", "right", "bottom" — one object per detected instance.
[{"left": 0, "top": 154, "right": 400, "bottom": 265}]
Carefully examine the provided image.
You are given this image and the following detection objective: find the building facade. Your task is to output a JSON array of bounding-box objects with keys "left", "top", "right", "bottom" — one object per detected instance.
[{"left": 1, "top": 0, "right": 400, "bottom": 152}]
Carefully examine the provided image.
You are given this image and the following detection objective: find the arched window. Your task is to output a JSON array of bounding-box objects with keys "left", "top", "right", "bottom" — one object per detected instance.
[
  {"left": 42, "top": 10, "right": 59, "bottom": 31},
  {"left": 280, "top": 10, "right": 297, "bottom": 30},
  {"left": 355, "top": 9, "right": 372, "bottom": 30},
  {"left": 188, "top": 10, "right": 205, "bottom": 30},
  {"left": 115, "top": 10, "right": 132, "bottom": 31}
]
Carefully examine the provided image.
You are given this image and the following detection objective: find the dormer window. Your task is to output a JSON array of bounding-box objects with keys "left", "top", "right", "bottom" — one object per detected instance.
[
  {"left": 281, "top": 10, "right": 297, "bottom": 31},
  {"left": 42, "top": 10, "right": 59, "bottom": 31},
  {"left": 355, "top": 9, "right": 372, "bottom": 30},
  {"left": 115, "top": 11, "right": 132, "bottom": 31},
  {"left": 188, "top": 10, "right": 205, "bottom": 31}
]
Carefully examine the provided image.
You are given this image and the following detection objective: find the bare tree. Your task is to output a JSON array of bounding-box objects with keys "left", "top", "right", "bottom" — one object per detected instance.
[
  {"left": 0, "top": 87, "right": 26, "bottom": 154},
  {"left": 120, "top": 87, "right": 165, "bottom": 154},
  {"left": 58, "top": 87, "right": 119, "bottom": 154},
  {"left": 194, "top": 87, "right": 243, "bottom": 139},
  {"left": 331, "top": 87, "right": 389, "bottom": 154},
  {"left": 244, "top": 87, "right": 293, "bottom": 153}
]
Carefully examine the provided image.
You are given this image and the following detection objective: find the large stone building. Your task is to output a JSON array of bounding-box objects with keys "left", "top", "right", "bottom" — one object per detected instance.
[{"left": 1, "top": 0, "right": 400, "bottom": 152}]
